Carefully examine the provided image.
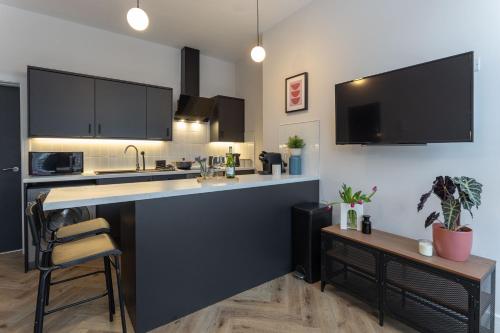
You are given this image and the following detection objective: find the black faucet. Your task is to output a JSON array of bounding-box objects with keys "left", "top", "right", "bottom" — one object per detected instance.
[{"left": 140, "top": 151, "right": 146, "bottom": 171}]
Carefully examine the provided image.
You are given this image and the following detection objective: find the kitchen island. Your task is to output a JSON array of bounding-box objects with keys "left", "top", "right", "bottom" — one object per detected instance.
[{"left": 44, "top": 174, "right": 319, "bottom": 333}]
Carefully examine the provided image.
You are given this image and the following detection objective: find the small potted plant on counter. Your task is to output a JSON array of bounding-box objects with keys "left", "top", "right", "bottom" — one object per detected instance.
[
  {"left": 417, "top": 176, "right": 483, "bottom": 261},
  {"left": 287, "top": 135, "right": 305, "bottom": 156},
  {"left": 287, "top": 135, "right": 305, "bottom": 175},
  {"left": 332, "top": 184, "right": 377, "bottom": 230}
]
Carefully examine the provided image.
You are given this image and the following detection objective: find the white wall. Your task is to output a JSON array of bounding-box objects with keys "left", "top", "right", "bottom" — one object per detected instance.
[
  {"left": 262, "top": 0, "right": 500, "bottom": 320},
  {"left": 235, "top": 56, "right": 263, "bottom": 165},
  {"left": 0, "top": 4, "right": 236, "bottom": 176}
]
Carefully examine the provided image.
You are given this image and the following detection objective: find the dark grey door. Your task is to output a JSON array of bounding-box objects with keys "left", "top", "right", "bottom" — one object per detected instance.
[
  {"left": 147, "top": 87, "right": 173, "bottom": 140},
  {"left": 29, "top": 68, "right": 95, "bottom": 137},
  {"left": 95, "top": 79, "right": 147, "bottom": 139},
  {"left": 0, "top": 85, "right": 21, "bottom": 252}
]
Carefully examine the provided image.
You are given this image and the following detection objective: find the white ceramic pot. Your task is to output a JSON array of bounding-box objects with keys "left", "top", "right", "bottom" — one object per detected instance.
[
  {"left": 289, "top": 148, "right": 302, "bottom": 156},
  {"left": 340, "top": 203, "right": 363, "bottom": 231}
]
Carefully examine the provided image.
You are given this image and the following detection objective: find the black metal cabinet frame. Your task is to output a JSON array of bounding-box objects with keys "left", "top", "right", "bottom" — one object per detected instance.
[{"left": 321, "top": 232, "right": 496, "bottom": 333}]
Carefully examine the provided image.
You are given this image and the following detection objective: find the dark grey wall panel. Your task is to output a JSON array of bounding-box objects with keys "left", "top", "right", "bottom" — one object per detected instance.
[
  {"left": 123, "top": 180, "right": 319, "bottom": 332},
  {"left": 95, "top": 79, "right": 147, "bottom": 139},
  {"left": 147, "top": 87, "right": 172, "bottom": 140},
  {"left": 29, "top": 68, "right": 95, "bottom": 137}
]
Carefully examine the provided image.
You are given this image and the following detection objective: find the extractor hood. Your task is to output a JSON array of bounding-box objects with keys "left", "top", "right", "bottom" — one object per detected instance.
[{"left": 175, "top": 47, "right": 215, "bottom": 122}]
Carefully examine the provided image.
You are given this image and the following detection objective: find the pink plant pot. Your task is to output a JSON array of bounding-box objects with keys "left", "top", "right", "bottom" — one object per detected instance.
[{"left": 432, "top": 223, "right": 472, "bottom": 262}]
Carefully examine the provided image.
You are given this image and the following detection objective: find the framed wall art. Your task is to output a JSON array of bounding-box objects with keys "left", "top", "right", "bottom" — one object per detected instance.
[{"left": 285, "top": 72, "right": 308, "bottom": 113}]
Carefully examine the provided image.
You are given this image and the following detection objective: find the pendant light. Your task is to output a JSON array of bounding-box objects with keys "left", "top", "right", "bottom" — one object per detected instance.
[
  {"left": 250, "top": 0, "right": 266, "bottom": 63},
  {"left": 127, "top": 0, "right": 149, "bottom": 31}
]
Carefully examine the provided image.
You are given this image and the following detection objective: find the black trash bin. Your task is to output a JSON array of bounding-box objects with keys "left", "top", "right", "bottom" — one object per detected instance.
[{"left": 292, "top": 202, "right": 332, "bottom": 283}]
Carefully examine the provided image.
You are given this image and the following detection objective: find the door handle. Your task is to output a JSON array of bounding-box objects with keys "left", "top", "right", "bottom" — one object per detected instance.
[{"left": 2, "top": 166, "right": 19, "bottom": 173}]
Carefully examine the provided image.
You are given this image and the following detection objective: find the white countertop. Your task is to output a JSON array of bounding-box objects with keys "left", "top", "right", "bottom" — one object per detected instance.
[
  {"left": 23, "top": 167, "right": 255, "bottom": 184},
  {"left": 43, "top": 174, "right": 319, "bottom": 211}
]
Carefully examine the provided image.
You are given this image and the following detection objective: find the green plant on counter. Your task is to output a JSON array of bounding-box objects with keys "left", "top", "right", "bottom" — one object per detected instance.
[
  {"left": 418, "top": 176, "right": 483, "bottom": 231},
  {"left": 287, "top": 135, "right": 305, "bottom": 149}
]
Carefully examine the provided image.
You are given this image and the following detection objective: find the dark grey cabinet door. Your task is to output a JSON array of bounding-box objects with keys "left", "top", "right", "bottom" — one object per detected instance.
[
  {"left": 29, "top": 69, "right": 95, "bottom": 137},
  {"left": 147, "top": 87, "right": 173, "bottom": 140},
  {"left": 211, "top": 96, "right": 245, "bottom": 142},
  {"left": 95, "top": 79, "right": 147, "bottom": 139}
]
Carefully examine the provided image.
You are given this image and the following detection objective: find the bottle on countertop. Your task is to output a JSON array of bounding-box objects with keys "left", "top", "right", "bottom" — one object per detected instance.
[{"left": 226, "top": 146, "right": 235, "bottom": 179}]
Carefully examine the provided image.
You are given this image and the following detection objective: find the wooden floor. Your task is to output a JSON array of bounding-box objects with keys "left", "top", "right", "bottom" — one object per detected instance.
[{"left": 0, "top": 251, "right": 415, "bottom": 333}]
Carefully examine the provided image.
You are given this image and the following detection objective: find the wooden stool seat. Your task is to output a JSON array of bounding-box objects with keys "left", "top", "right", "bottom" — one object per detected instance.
[
  {"left": 55, "top": 217, "right": 110, "bottom": 241},
  {"left": 52, "top": 233, "right": 120, "bottom": 267}
]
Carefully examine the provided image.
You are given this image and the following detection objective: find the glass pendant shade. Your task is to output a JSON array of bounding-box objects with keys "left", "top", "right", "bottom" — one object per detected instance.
[
  {"left": 251, "top": 45, "right": 266, "bottom": 63},
  {"left": 127, "top": 7, "right": 149, "bottom": 31}
]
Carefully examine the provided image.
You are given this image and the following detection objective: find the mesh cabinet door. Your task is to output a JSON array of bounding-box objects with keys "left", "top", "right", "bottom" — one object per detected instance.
[
  {"left": 322, "top": 233, "right": 379, "bottom": 306},
  {"left": 383, "top": 254, "right": 476, "bottom": 333}
]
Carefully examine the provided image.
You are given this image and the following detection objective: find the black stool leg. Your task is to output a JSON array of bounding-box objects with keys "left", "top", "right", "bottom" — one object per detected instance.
[
  {"left": 44, "top": 247, "right": 54, "bottom": 305},
  {"left": 114, "top": 255, "right": 127, "bottom": 333},
  {"left": 44, "top": 272, "right": 52, "bottom": 306},
  {"left": 104, "top": 256, "right": 115, "bottom": 321},
  {"left": 35, "top": 270, "right": 50, "bottom": 333}
]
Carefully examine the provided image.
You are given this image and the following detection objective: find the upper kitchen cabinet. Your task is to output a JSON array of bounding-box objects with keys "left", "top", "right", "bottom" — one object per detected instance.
[
  {"left": 29, "top": 67, "right": 95, "bottom": 137},
  {"left": 147, "top": 87, "right": 173, "bottom": 140},
  {"left": 210, "top": 95, "right": 245, "bottom": 142},
  {"left": 28, "top": 66, "right": 173, "bottom": 141},
  {"left": 95, "top": 79, "right": 147, "bottom": 139}
]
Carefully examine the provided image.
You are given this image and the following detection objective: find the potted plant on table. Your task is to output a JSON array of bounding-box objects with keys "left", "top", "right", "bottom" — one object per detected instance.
[
  {"left": 417, "top": 176, "right": 483, "bottom": 262},
  {"left": 334, "top": 184, "right": 377, "bottom": 230}
]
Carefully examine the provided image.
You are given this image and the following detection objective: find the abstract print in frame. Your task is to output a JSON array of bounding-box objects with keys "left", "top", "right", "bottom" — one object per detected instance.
[{"left": 285, "top": 72, "right": 308, "bottom": 113}]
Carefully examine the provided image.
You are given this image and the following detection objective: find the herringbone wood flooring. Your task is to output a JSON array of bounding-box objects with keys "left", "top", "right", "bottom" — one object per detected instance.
[{"left": 0, "top": 251, "right": 415, "bottom": 332}]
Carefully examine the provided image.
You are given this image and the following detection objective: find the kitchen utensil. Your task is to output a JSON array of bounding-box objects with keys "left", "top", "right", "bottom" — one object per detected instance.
[
  {"left": 233, "top": 153, "right": 241, "bottom": 167},
  {"left": 175, "top": 158, "right": 193, "bottom": 170},
  {"left": 272, "top": 164, "right": 282, "bottom": 177},
  {"left": 155, "top": 160, "right": 167, "bottom": 169}
]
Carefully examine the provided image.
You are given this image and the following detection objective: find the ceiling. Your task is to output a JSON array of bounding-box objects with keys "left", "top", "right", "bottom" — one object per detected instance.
[{"left": 0, "top": 0, "right": 313, "bottom": 61}]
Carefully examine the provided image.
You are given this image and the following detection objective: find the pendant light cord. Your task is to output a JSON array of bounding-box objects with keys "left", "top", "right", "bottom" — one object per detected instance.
[
  {"left": 137, "top": 0, "right": 140, "bottom": 8},
  {"left": 256, "top": 0, "right": 260, "bottom": 46}
]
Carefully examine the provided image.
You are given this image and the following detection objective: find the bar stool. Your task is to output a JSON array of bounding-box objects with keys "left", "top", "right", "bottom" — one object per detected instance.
[
  {"left": 36, "top": 192, "right": 112, "bottom": 306},
  {"left": 26, "top": 201, "right": 127, "bottom": 333},
  {"left": 36, "top": 192, "right": 110, "bottom": 243}
]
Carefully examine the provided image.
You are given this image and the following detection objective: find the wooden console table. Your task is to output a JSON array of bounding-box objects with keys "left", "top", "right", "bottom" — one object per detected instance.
[{"left": 321, "top": 225, "right": 496, "bottom": 333}]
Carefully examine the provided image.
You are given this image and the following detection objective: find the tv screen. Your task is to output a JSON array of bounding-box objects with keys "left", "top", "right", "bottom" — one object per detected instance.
[{"left": 335, "top": 52, "right": 474, "bottom": 144}]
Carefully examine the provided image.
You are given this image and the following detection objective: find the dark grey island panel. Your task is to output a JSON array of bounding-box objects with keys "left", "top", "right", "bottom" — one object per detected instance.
[{"left": 121, "top": 180, "right": 319, "bottom": 333}]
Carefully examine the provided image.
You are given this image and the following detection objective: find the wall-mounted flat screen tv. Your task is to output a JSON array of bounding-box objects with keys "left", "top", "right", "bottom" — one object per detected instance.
[{"left": 335, "top": 52, "right": 474, "bottom": 144}]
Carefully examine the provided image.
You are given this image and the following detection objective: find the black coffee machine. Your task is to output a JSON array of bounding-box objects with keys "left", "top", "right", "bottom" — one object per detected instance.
[{"left": 258, "top": 151, "right": 287, "bottom": 174}]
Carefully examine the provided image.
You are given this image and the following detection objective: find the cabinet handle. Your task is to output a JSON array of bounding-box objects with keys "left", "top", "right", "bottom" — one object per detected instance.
[
  {"left": 220, "top": 130, "right": 224, "bottom": 139},
  {"left": 98, "top": 124, "right": 102, "bottom": 135},
  {"left": 88, "top": 123, "right": 92, "bottom": 134},
  {"left": 166, "top": 127, "right": 170, "bottom": 138}
]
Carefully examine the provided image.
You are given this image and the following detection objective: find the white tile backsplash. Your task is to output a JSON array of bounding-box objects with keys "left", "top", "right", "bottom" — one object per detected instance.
[{"left": 29, "top": 121, "right": 255, "bottom": 172}]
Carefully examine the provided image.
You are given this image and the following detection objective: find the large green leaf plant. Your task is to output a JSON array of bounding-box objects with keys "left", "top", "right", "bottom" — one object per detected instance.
[{"left": 417, "top": 176, "right": 483, "bottom": 231}]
